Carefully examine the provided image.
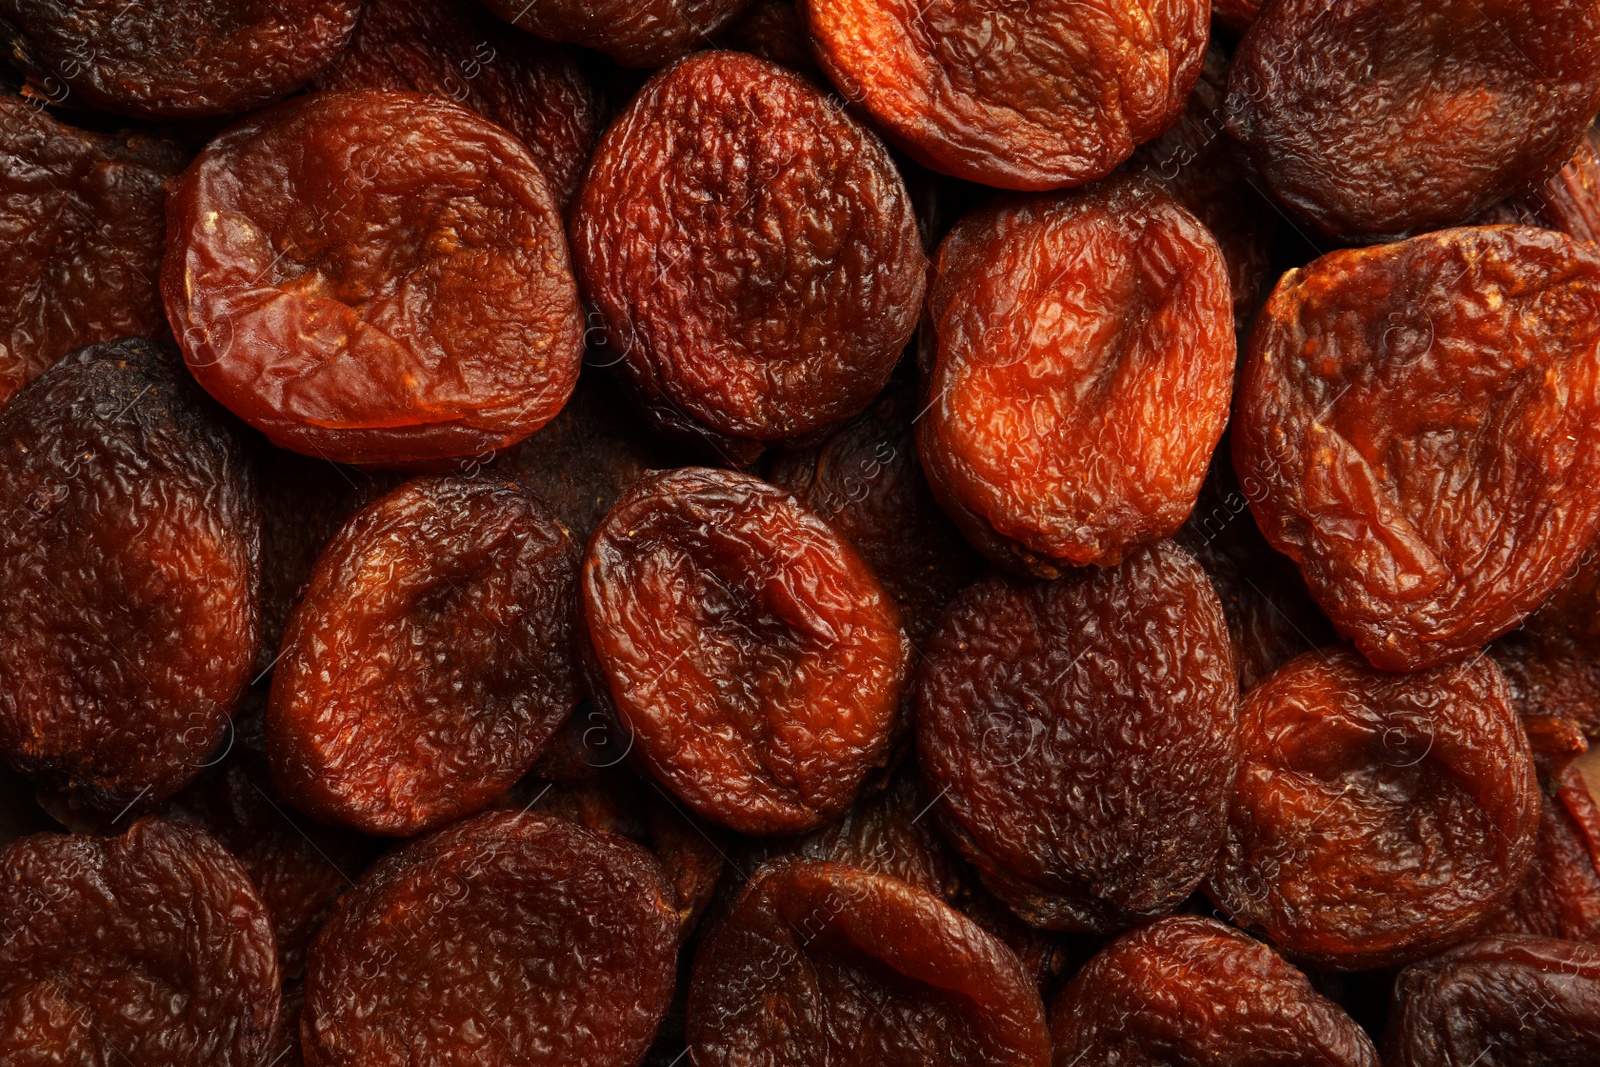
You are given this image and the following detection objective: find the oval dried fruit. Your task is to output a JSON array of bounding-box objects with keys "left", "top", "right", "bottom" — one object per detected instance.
[{"left": 478, "top": 0, "right": 752, "bottom": 69}]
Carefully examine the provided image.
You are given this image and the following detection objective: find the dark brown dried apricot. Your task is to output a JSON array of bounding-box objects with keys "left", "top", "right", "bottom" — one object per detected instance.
[
  {"left": 478, "top": 0, "right": 751, "bottom": 69},
  {"left": 1234, "top": 227, "right": 1600, "bottom": 671},
  {"left": 582, "top": 466, "right": 910, "bottom": 835},
  {"left": 1211, "top": 0, "right": 1260, "bottom": 36},
  {"left": 1208, "top": 646, "right": 1541, "bottom": 970},
  {"left": 303, "top": 809, "right": 679, "bottom": 1067},
  {"left": 0, "top": 0, "right": 359, "bottom": 118},
  {"left": 1227, "top": 0, "right": 1600, "bottom": 241},
  {"left": 688, "top": 857, "right": 1051, "bottom": 1066},
  {"left": 268, "top": 475, "right": 581, "bottom": 835},
  {"left": 1048, "top": 916, "right": 1380, "bottom": 1067},
  {"left": 718, "top": 0, "right": 823, "bottom": 82},
  {"left": 1484, "top": 760, "right": 1600, "bottom": 944},
  {"left": 314, "top": 0, "right": 601, "bottom": 210},
  {"left": 1477, "top": 127, "right": 1600, "bottom": 244},
  {"left": 917, "top": 541, "right": 1239, "bottom": 934},
  {"left": 1492, "top": 545, "right": 1600, "bottom": 738},
  {"left": 570, "top": 50, "right": 924, "bottom": 459},
  {"left": 1385, "top": 936, "right": 1600, "bottom": 1067},
  {"left": 918, "top": 175, "right": 1234, "bottom": 576},
  {"left": 0, "top": 96, "right": 186, "bottom": 408},
  {"left": 0, "top": 817, "right": 280, "bottom": 1065},
  {"left": 0, "top": 338, "right": 260, "bottom": 816},
  {"left": 802, "top": 0, "right": 1208, "bottom": 190},
  {"left": 163, "top": 89, "right": 584, "bottom": 469}
]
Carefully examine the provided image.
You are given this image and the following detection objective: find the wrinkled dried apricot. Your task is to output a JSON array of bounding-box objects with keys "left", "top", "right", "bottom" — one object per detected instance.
[
  {"left": 1048, "top": 916, "right": 1380, "bottom": 1067},
  {"left": 0, "top": 0, "right": 359, "bottom": 118},
  {"left": 802, "top": 0, "right": 1208, "bottom": 190},
  {"left": 1228, "top": 0, "right": 1600, "bottom": 240},
  {"left": 571, "top": 50, "right": 924, "bottom": 459},
  {"left": 1234, "top": 227, "right": 1600, "bottom": 671},
  {"left": 1484, "top": 759, "right": 1600, "bottom": 944},
  {"left": 1211, "top": 0, "right": 1260, "bottom": 35},
  {"left": 303, "top": 809, "right": 678, "bottom": 1067},
  {"left": 1208, "top": 646, "right": 1541, "bottom": 970},
  {"left": 268, "top": 475, "right": 581, "bottom": 835},
  {"left": 688, "top": 857, "right": 1051, "bottom": 1066},
  {"left": 163, "top": 88, "right": 584, "bottom": 469},
  {"left": 917, "top": 541, "right": 1239, "bottom": 934},
  {"left": 1477, "top": 127, "right": 1600, "bottom": 244},
  {"left": 0, "top": 818, "right": 280, "bottom": 1065},
  {"left": 0, "top": 339, "right": 260, "bottom": 815},
  {"left": 718, "top": 0, "right": 823, "bottom": 82},
  {"left": 1492, "top": 546, "right": 1600, "bottom": 738},
  {"left": 918, "top": 175, "right": 1234, "bottom": 576},
  {"left": 478, "top": 0, "right": 751, "bottom": 69},
  {"left": 582, "top": 466, "right": 910, "bottom": 835}
]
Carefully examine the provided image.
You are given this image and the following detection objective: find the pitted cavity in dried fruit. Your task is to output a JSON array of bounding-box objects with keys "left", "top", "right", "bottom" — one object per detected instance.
[{"left": 478, "top": 0, "right": 753, "bottom": 68}]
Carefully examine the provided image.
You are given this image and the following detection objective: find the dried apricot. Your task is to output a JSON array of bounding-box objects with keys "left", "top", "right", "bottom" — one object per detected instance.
[
  {"left": 570, "top": 50, "right": 924, "bottom": 459},
  {"left": 1484, "top": 759, "right": 1600, "bottom": 944},
  {"left": 302, "top": 809, "right": 679, "bottom": 1067},
  {"left": 687, "top": 857, "right": 1051, "bottom": 1066},
  {"left": 718, "top": 0, "right": 823, "bottom": 82},
  {"left": 0, "top": 818, "right": 280, "bottom": 1065},
  {"left": 1492, "top": 546, "right": 1600, "bottom": 738},
  {"left": 1208, "top": 646, "right": 1541, "bottom": 970},
  {"left": 268, "top": 475, "right": 581, "bottom": 835},
  {"left": 478, "top": 0, "right": 751, "bottom": 69},
  {"left": 917, "top": 541, "right": 1239, "bottom": 934},
  {"left": 1211, "top": 0, "right": 1260, "bottom": 36},
  {"left": 581, "top": 466, "right": 910, "bottom": 835},
  {"left": 0, "top": 338, "right": 260, "bottom": 816},
  {"left": 1477, "top": 127, "right": 1600, "bottom": 244},
  {"left": 163, "top": 89, "right": 584, "bottom": 469},
  {"left": 1234, "top": 227, "right": 1600, "bottom": 671},
  {"left": 918, "top": 175, "right": 1234, "bottom": 576}
]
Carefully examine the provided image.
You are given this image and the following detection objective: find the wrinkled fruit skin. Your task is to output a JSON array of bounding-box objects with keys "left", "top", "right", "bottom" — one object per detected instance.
[
  {"left": 303, "top": 809, "right": 679, "bottom": 1067},
  {"left": 582, "top": 467, "right": 910, "bottom": 835},
  {"left": 0, "top": 0, "right": 360, "bottom": 118},
  {"left": 1385, "top": 936, "right": 1600, "bottom": 1067},
  {"left": 718, "top": 0, "right": 824, "bottom": 82},
  {"left": 478, "top": 0, "right": 752, "bottom": 69},
  {"left": 0, "top": 96, "right": 187, "bottom": 408},
  {"left": 1492, "top": 544, "right": 1600, "bottom": 738},
  {"left": 1483, "top": 762, "right": 1600, "bottom": 943},
  {"left": 1048, "top": 916, "right": 1380, "bottom": 1067},
  {"left": 917, "top": 541, "right": 1240, "bottom": 934},
  {"left": 0, "top": 818, "right": 281, "bottom": 1065},
  {"left": 1477, "top": 127, "right": 1600, "bottom": 244},
  {"left": 802, "top": 0, "right": 1208, "bottom": 190},
  {"left": 314, "top": 0, "right": 601, "bottom": 211},
  {"left": 1227, "top": 0, "right": 1600, "bottom": 241},
  {"left": 919, "top": 175, "right": 1234, "bottom": 575},
  {"left": 1208, "top": 646, "right": 1541, "bottom": 971},
  {"left": 0, "top": 339, "right": 260, "bottom": 815},
  {"left": 571, "top": 51, "right": 925, "bottom": 457},
  {"left": 1211, "top": 0, "right": 1260, "bottom": 35},
  {"left": 1234, "top": 227, "right": 1600, "bottom": 671},
  {"left": 269, "top": 476, "right": 581, "bottom": 835},
  {"left": 163, "top": 89, "right": 584, "bottom": 469},
  {"left": 688, "top": 857, "right": 1052, "bottom": 1066}
]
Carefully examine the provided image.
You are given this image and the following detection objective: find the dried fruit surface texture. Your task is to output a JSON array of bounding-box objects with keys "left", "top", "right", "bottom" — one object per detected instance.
[
  {"left": 1228, "top": 0, "right": 1600, "bottom": 240},
  {"left": 571, "top": 51, "right": 924, "bottom": 457},
  {"left": 269, "top": 476, "right": 580, "bottom": 835},
  {"left": 1208, "top": 646, "right": 1541, "bottom": 971},
  {"left": 0, "top": 818, "right": 281, "bottom": 1065},
  {"left": 688, "top": 857, "right": 1051, "bottom": 1066},
  {"left": 0, "top": 96, "right": 186, "bottom": 408},
  {"left": 1234, "top": 227, "right": 1600, "bottom": 671},
  {"left": 1484, "top": 761, "right": 1600, "bottom": 943},
  {"left": 917, "top": 541, "right": 1239, "bottom": 933},
  {"left": 1048, "top": 916, "right": 1380, "bottom": 1067},
  {"left": 919, "top": 176, "right": 1234, "bottom": 576},
  {"left": 1492, "top": 545, "right": 1600, "bottom": 738},
  {"left": 304, "top": 809, "right": 678, "bottom": 1067},
  {"left": 582, "top": 467, "right": 910, "bottom": 835},
  {"left": 0, "top": 0, "right": 360, "bottom": 118},
  {"left": 802, "top": 0, "right": 1208, "bottom": 189},
  {"left": 163, "top": 89, "right": 584, "bottom": 469},
  {"left": 478, "top": 0, "right": 751, "bottom": 68},
  {"left": 1477, "top": 127, "right": 1600, "bottom": 244},
  {"left": 0, "top": 339, "right": 260, "bottom": 815}
]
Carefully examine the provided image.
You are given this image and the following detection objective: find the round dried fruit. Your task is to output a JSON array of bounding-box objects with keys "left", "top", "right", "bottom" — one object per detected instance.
[
  {"left": 918, "top": 175, "right": 1234, "bottom": 576},
  {"left": 478, "top": 0, "right": 752, "bottom": 68},
  {"left": 582, "top": 466, "right": 910, "bottom": 835},
  {"left": 303, "top": 809, "right": 678, "bottom": 1067},
  {"left": 163, "top": 88, "right": 584, "bottom": 469}
]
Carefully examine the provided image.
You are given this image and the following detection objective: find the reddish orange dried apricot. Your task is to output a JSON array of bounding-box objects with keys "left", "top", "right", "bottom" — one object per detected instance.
[{"left": 478, "top": 0, "right": 752, "bottom": 68}]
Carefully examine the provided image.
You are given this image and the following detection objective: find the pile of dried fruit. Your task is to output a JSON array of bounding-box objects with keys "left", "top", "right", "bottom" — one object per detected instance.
[{"left": 2, "top": 1, "right": 1599, "bottom": 1064}]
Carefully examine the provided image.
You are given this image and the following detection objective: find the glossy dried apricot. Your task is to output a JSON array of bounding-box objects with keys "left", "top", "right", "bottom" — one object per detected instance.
[
  {"left": 0, "top": 339, "right": 260, "bottom": 816},
  {"left": 1235, "top": 227, "right": 1600, "bottom": 671},
  {"left": 478, "top": 0, "right": 751, "bottom": 69},
  {"left": 918, "top": 175, "right": 1234, "bottom": 576},
  {"left": 688, "top": 857, "right": 1051, "bottom": 1066},
  {"left": 1477, "top": 127, "right": 1600, "bottom": 244},
  {"left": 0, "top": 817, "right": 280, "bottom": 1065},
  {"left": 1208, "top": 646, "right": 1541, "bottom": 970},
  {"left": 582, "top": 466, "right": 910, "bottom": 835},
  {"left": 268, "top": 475, "right": 581, "bottom": 835},
  {"left": 163, "top": 89, "right": 584, "bottom": 469},
  {"left": 1484, "top": 760, "right": 1600, "bottom": 944},
  {"left": 1492, "top": 546, "right": 1600, "bottom": 738},
  {"left": 571, "top": 50, "right": 924, "bottom": 458},
  {"left": 917, "top": 541, "right": 1239, "bottom": 934}
]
